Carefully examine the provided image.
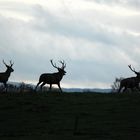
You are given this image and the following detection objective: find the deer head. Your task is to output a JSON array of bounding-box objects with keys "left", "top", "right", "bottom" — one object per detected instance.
[
  {"left": 50, "top": 59, "right": 66, "bottom": 75},
  {"left": 3, "top": 60, "right": 14, "bottom": 73}
]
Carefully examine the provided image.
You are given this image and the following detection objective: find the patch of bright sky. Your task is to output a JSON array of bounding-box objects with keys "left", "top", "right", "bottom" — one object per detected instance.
[{"left": 127, "top": 30, "right": 140, "bottom": 36}]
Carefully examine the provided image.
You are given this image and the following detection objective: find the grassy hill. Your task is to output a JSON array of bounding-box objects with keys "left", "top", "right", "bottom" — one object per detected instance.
[{"left": 0, "top": 92, "right": 140, "bottom": 140}]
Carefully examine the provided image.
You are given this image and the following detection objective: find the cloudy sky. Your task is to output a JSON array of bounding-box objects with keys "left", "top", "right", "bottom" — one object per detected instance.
[{"left": 0, "top": 0, "right": 140, "bottom": 89}]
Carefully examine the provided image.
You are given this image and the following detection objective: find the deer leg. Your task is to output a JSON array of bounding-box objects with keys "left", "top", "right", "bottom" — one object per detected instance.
[
  {"left": 40, "top": 82, "right": 46, "bottom": 91},
  {"left": 122, "top": 87, "right": 127, "bottom": 93},
  {"left": 49, "top": 84, "right": 52, "bottom": 91},
  {"left": 136, "top": 86, "right": 140, "bottom": 92},
  {"left": 58, "top": 83, "right": 62, "bottom": 93},
  {"left": 118, "top": 86, "right": 122, "bottom": 93},
  {"left": 3, "top": 82, "right": 7, "bottom": 92},
  {"left": 35, "top": 81, "right": 41, "bottom": 91}
]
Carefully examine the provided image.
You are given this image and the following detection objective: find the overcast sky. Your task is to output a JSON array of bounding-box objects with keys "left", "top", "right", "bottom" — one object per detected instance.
[{"left": 0, "top": 0, "right": 140, "bottom": 89}]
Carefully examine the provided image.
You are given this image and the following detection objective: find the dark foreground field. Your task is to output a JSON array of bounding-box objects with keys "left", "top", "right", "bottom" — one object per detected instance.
[{"left": 0, "top": 92, "right": 140, "bottom": 140}]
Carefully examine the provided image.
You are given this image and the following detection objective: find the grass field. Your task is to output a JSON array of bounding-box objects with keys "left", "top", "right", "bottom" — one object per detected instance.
[{"left": 0, "top": 92, "right": 140, "bottom": 140}]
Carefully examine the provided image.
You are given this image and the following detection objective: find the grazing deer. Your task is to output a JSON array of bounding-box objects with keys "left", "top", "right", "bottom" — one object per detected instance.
[
  {"left": 0, "top": 60, "right": 14, "bottom": 91},
  {"left": 35, "top": 60, "right": 66, "bottom": 93},
  {"left": 118, "top": 65, "right": 140, "bottom": 93}
]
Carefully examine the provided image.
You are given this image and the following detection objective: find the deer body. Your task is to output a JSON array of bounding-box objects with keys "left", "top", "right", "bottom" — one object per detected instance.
[
  {"left": 39, "top": 72, "right": 64, "bottom": 84},
  {"left": 0, "top": 60, "right": 14, "bottom": 91},
  {"left": 0, "top": 72, "right": 11, "bottom": 82},
  {"left": 118, "top": 65, "right": 140, "bottom": 93},
  {"left": 35, "top": 60, "right": 66, "bottom": 93}
]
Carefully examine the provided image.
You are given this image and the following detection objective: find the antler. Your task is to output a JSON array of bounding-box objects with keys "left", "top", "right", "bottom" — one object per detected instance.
[
  {"left": 10, "top": 60, "right": 14, "bottom": 66},
  {"left": 59, "top": 60, "right": 66, "bottom": 69},
  {"left": 3, "top": 60, "right": 14, "bottom": 67},
  {"left": 50, "top": 59, "right": 66, "bottom": 70},
  {"left": 50, "top": 59, "right": 59, "bottom": 69},
  {"left": 128, "top": 65, "right": 138, "bottom": 74},
  {"left": 3, "top": 60, "right": 8, "bottom": 67}
]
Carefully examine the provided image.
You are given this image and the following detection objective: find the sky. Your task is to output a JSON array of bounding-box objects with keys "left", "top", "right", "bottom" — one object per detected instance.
[{"left": 0, "top": 0, "right": 140, "bottom": 89}]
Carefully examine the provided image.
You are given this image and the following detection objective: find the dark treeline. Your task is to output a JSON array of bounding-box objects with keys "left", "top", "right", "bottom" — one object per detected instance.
[{"left": 0, "top": 82, "right": 34, "bottom": 93}]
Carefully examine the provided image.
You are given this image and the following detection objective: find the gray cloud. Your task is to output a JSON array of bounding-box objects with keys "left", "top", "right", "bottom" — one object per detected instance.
[
  {"left": 86, "top": 0, "right": 140, "bottom": 9},
  {"left": 0, "top": 1, "right": 140, "bottom": 88}
]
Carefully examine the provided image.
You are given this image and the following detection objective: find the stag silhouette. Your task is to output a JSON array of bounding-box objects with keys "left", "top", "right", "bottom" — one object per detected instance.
[
  {"left": 0, "top": 60, "right": 14, "bottom": 92},
  {"left": 35, "top": 60, "right": 66, "bottom": 93},
  {"left": 118, "top": 65, "right": 140, "bottom": 93}
]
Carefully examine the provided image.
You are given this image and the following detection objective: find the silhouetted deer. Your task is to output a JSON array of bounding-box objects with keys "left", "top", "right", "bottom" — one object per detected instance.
[
  {"left": 118, "top": 65, "right": 140, "bottom": 93},
  {"left": 0, "top": 60, "right": 14, "bottom": 91},
  {"left": 35, "top": 60, "right": 66, "bottom": 93}
]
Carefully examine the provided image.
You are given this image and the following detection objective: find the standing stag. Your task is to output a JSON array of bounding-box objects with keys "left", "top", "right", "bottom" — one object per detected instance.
[
  {"left": 0, "top": 60, "right": 14, "bottom": 91},
  {"left": 118, "top": 65, "right": 140, "bottom": 93},
  {"left": 35, "top": 60, "right": 66, "bottom": 93}
]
